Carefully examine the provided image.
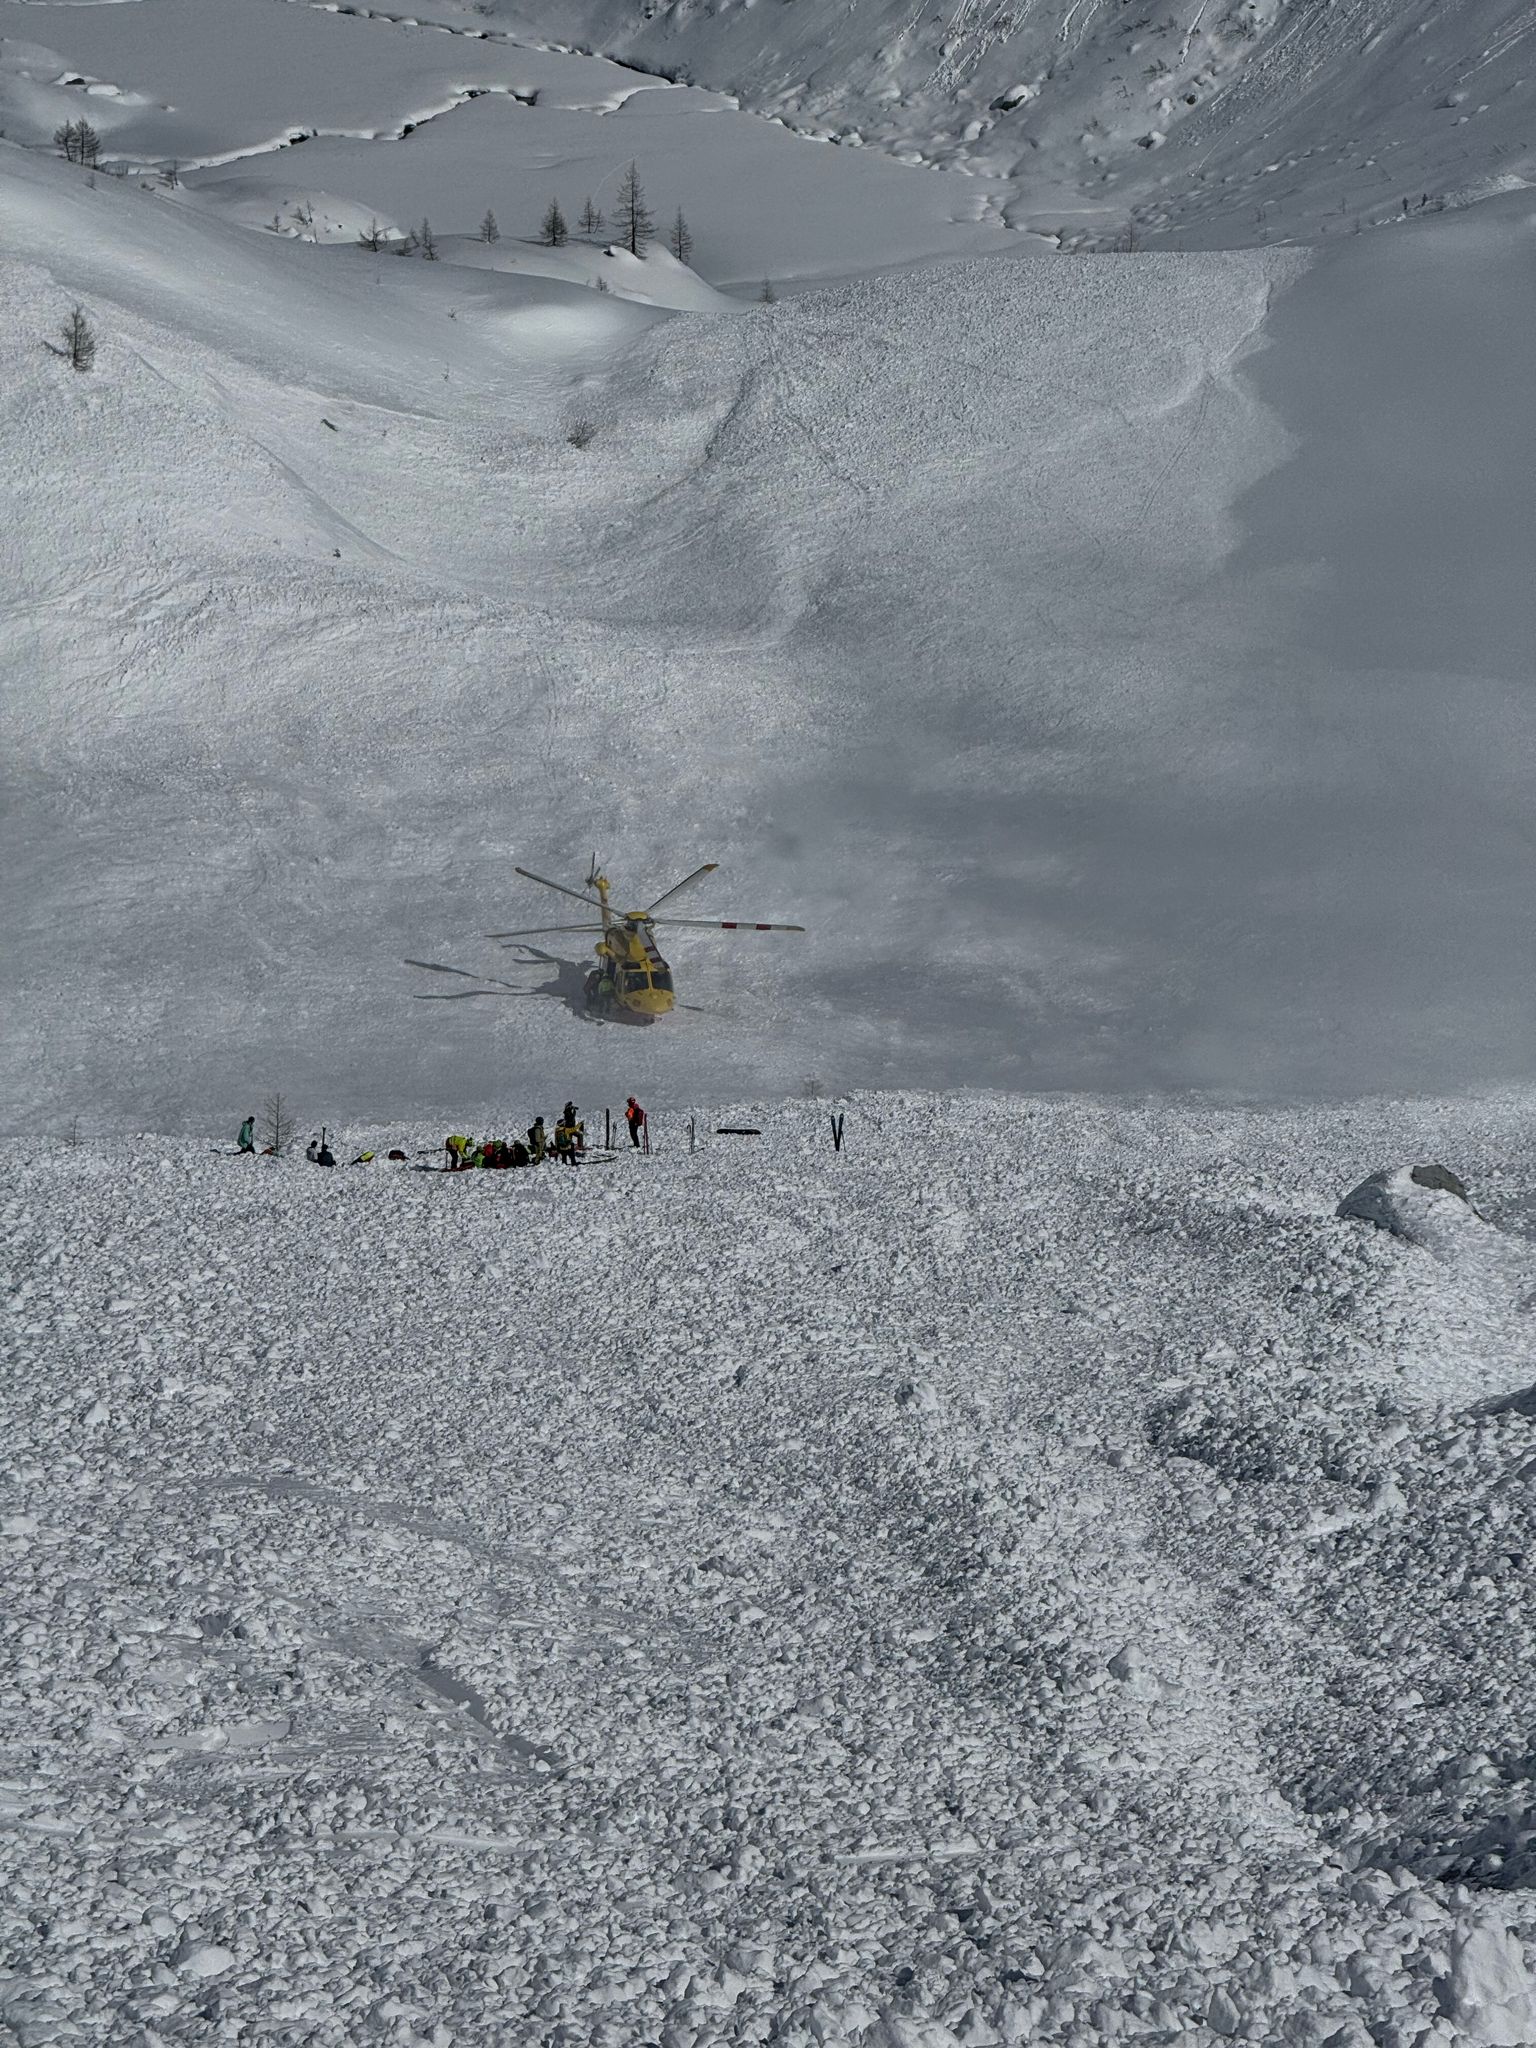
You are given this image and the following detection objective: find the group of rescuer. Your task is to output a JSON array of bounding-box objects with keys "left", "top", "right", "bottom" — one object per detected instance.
[
  {"left": 444, "top": 1097, "right": 647, "bottom": 1170},
  {"left": 236, "top": 1098, "right": 647, "bottom": 1167}
]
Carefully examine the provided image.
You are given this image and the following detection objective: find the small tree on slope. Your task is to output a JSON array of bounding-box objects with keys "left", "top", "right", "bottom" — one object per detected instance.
[
  {"left": 262, "top": 1093, "right": 295, "bottom": 1157},
  {"left": 418, "top": 218, "right": 437, "bottom": 260},
  {"left": 539, "top": 197, "right": 568, "bottom": 247},
  {"left": 669, "top": 206, "right": 693, "bottom": 265},
  {"left": 578, "top": 195, "right": 603, "bottom": 238},
  {"left": 45, "top": 306, "right": 96, "bottom": 372},
  {"left": 480, "top": 208, "right": 500, "bottom": 244},
  {"left": 358, "top": 217, "right": 386, "bottom": 251},
  {"left": 616, "top": 161, "right": 652, "bottom": 256},
  {"left": 53, "top": 118, "right": 101, "bottom": 167}
]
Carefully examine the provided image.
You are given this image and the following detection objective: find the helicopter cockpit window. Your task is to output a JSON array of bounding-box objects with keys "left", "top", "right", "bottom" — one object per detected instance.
[
  {"left": 621, "top": 968, "right": 650, "bottom": 993},
  {"left": 652, "top": 968, "right": 674, "bottom": 993}
]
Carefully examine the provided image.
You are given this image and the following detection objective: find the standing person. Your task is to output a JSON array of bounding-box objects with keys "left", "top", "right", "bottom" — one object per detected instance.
[
  {"left": 552, "top": 1118, "right": 575, "bottom": 1166},
  {"left": 527, "top": 1115, "right": 547, "bottom": 1163},
  {"left": 624, "top": 1096, "right": 646, "bottom": 1149},
  {"left": 237, "top": 1114, "right": 256, "bottom": 1154}
]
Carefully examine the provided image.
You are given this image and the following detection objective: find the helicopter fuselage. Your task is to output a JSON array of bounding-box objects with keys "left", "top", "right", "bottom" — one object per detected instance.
[{"left": 592, "top": 879, "right": 676, "bottom": 1018}]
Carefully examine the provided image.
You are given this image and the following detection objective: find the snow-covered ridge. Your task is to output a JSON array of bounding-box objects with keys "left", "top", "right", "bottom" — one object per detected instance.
[
  {"left": 5, "top": 1093, "right": 1536, "bottom": 2042},
  {"left": 494, "top": 0, "right": 1536, "bottom": 245}
]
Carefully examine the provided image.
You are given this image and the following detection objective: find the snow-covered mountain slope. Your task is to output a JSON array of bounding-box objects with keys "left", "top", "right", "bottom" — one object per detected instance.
[
  {"left": 6, "top": 1097, "right": 1536, "bottom": 2043},
  {"left": 5, "top": 0, "right": 1532, "bottom": 261},
  {"left": 6, "top": 131, "right": 1536, "bottom": 1134},
  {"left": 0, "top": 0, "right": 1028, "bottom": 287},
  {"left": 506, "top": 0, "right": 1536, "bottom": 246}
]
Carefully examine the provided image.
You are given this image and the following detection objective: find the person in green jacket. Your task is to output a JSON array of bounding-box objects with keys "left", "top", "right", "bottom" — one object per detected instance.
[{"left": 237, "top": 1115, "right": 256, "bottom": 1154}]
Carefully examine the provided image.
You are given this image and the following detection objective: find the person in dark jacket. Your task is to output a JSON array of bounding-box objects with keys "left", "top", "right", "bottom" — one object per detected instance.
[
  {"left": 624, "top": 1096, "right": 646, "bottom": 1148},
  {"left": 527, "top": 1116, "right": 547, "bottom": 1163},
  {"left": 237, "top": 1115, "right": 256, "bottom": 1154}
]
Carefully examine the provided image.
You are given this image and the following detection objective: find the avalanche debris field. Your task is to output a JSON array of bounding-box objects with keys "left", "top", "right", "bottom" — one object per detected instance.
[
  {"left": 5, "top": 1099, "right": 1536, "bottom": 2044},
  {"left": 6, "top": 0, "right": 1536, "bottom": 2040}
]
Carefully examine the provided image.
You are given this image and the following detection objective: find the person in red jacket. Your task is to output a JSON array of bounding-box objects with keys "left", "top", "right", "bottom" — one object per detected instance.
[{"left": 624, "top": 1096, "right": 647, "bottom": 1148}]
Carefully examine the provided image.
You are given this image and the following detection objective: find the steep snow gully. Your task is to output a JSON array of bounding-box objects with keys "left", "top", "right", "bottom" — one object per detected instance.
[{"left": 5, "top": 1097, "right": 1536, "bottom": 2043}]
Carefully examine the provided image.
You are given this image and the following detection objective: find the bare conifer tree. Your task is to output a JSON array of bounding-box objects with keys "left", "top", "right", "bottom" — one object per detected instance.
[
  {"left": 53, "top": 117, "right": 101, "bottom": 166},
  {"left": 44, "top": 305, "right": 96, "bottom": 372},
  {"left": 578, "top": 195, "right": 603, "bottom": 238},
  {"left": 262, "top": 1093, "right": 295, "bottom": 1157},
  {"left": 539, "top": 197, "right": 568, "bottom": 247},
  {"left": 358, "top": 217, "right": 386, "bottom": 251},
  {"left": 418, "top": 218, "right": 437, "bottom": 260},
  {"left": 668, "top": 206, "right": 693, "bottom": 264},
  {"left": 759, "top": 278, "right": 777, "bottom": 303},
  {"left": 479, "top": 208, "right": 500, "bottom": 244},
  {"left": 616, "top": 161, "right": 652, "bottom": 256}
]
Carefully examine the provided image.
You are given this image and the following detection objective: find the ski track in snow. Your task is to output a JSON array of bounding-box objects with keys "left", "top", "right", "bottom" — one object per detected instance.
[{"left": 5, "top": 1097, "right": 1536, "bottom": 2042}]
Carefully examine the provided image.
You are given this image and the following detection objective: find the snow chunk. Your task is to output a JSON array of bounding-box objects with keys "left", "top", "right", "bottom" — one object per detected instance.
[
  {"left": 174, "top": 1939, "right": 236, "bottom": 1978},
  {"left": 1445, "top": 1910, "right": 1536, "bottom": 2045},
  {"left": 895, "top": 1378, "right": 940, "bottom": 1415}
]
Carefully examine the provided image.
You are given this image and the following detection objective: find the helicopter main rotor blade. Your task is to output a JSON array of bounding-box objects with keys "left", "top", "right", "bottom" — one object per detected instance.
[
  {"left": 404, "top": 958, "right": 532, "bottom": 990},
  {"left": 514, "top": 865, "right": 607, "bottom": 913},
  {"left": 413, "top": 989, "right": 553, "bottom": 1001},
  {"left": 650, "top": 917, "right": 806, "bottom": 932},
  {"left": 486, "top": 923, "right": 605, "bottom": 940},
  {"left": 642, "top": 862, "right": 719, "bottom": 916}
]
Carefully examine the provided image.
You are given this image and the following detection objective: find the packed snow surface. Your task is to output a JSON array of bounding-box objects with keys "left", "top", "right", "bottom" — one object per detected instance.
[{"left": 5, "top": 1097, "right": 1536, "bottom": 2042}]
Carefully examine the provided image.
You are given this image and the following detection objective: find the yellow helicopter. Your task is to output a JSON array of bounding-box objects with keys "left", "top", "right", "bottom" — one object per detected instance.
[{"left": 489, "top": 861, "right": 804, "bottom": 1021}]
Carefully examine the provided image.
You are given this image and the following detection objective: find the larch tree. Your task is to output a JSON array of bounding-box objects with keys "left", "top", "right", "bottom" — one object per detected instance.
[
  {"left": 480, "top": 209, "right": 500, "bottom": 243},
  {"left": 45, "top": 305, "right": 97, "bottom": 372},
  {"left": 539, "top": 197, "right": 568, "bottom": 247},
  {"left": 53, "top": 118, "right": 101, "bottom": 166},
  {"left": 615, "top": 161, "right": 652, "bottom": 256},
  {"left": 418, "top": 217, "right": 438, "bottom": 259},
  {"left": 668, "top": 206, "right": 693, "bottom": 265},
  {"left": 578, "top": 195, "right": 603, "bottom": 238}
]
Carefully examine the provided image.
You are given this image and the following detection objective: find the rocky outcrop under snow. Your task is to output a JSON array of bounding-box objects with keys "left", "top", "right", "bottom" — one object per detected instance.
[{"left": 1337, "top": 1164, "right": 1484, "bottom": 1249}]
